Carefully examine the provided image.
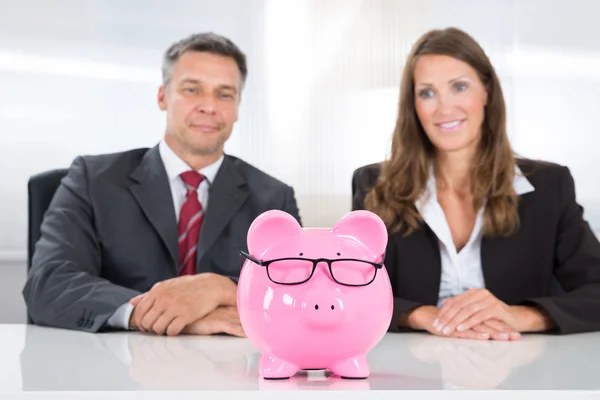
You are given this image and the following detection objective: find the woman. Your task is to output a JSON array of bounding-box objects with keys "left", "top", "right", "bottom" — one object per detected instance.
[{"left": 352, "top": 27, "right": 600, "bottom": 340}]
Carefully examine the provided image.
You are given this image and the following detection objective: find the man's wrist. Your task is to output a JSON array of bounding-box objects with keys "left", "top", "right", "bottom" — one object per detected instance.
[
  {"left": 219, "top": 275, "right": 238, "bottom": 306},
  {"left": 190, "top": 272, "right": 238, "bottom": 306}
]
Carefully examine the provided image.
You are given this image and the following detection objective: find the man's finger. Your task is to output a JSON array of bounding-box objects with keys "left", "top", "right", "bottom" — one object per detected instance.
[
  {"left": 166, "top": 317, "right": 187, "bottom": 337},
  {"left": 152, "top": 312, "right": 177, "bottom": 336},
  {"left": 223, "top": 310, "right": 242, "bottom": 325},
  {"left": 230, "top": 324, "right": 246, "bottom": 338},
  {"left": 134, "top": 295, "right": 156, "bottom": 329},
  {"left": 182, "top": 319, "right": 211, "bottom": 336},
  {"left": 221, "top": 322, "right": 246, "bottom": 338},
  {"left": 184, "top": 317, "right": 237, "bottom": 336},
  {"left": 129, "top": 293, "right": 145, "bottom": 307},
  {"left": 140, "top": 306, "right": 164, "bottom": 332}
]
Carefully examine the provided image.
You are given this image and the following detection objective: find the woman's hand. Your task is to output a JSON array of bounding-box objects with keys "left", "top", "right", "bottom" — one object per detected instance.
[
  {"left": 433, "top": 289, "right": 553, "bottom": 336},
  {"left": 405, "top": 305, "right": 520, "bottom": 341}
]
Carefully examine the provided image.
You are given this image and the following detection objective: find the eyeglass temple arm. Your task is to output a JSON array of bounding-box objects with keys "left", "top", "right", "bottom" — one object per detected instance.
[{"left": 241, "top": 250, "right": 264, "bottom": 266}]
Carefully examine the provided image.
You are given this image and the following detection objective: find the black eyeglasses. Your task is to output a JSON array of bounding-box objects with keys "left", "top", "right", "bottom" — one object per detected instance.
[{"left": 240, "top": 251, "right": 384, "bottom": 287}]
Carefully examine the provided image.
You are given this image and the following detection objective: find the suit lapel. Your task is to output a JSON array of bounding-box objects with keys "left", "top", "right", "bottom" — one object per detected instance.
[
  {"left": 415, "top": 224, "right": 443, "bottom": 305},
  {"left": 196, "top": 156, "right": 248, "bottom": 267},
  {"left": 481, "top": 192, "right": 536, "bottom": 301},
  {"left": 129, "top": 146, "right": 178, "bottom": 273},
  {"left": 481, "top": 234, "right": 509, "bottom": 300}
]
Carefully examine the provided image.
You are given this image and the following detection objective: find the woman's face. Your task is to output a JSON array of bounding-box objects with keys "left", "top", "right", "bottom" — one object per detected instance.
[{"left": 413, "top": 54, "right": 488, "bottom": 158}]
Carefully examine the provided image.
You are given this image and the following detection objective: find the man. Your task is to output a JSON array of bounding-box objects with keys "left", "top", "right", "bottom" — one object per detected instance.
[{"left": 23, "top": 33, "right": 301, "bottom": 336}]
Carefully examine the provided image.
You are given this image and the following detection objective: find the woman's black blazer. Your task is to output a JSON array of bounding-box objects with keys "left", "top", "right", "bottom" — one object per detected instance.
[{"left": 352, "top": 159, "right": 600, "bottom": 334}]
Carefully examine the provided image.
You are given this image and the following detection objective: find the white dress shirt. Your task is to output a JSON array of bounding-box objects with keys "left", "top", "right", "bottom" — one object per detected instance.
[
  {"left": 415, "top": 165, "right": 535, "bottom": 307},
  {"left": 105, "top": 139, "right": 224, "bottom": 329}
]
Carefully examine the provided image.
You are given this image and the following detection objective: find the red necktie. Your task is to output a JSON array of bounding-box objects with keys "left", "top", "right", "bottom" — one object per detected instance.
[{"left": 178, "top": 171, "right": 205, "bottom": 276}]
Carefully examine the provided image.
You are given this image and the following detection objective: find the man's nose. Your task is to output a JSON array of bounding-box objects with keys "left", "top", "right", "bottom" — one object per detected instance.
[{"left": 195, "top": 94, "right": 216, "bottom": 114}]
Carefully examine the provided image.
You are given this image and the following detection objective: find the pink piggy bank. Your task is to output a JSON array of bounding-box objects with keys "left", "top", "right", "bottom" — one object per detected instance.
[{"left": 237, "top": 210, "right": 393, "bottom": 380}]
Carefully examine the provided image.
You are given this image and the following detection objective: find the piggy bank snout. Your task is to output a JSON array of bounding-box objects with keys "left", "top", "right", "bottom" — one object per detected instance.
[{"left": 300, "top": 288, "right": 347, "bottom": 329}]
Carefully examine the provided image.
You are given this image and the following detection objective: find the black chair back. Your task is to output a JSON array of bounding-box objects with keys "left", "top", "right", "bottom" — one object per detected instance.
[{"left": 27, "top": 169, "right": 68, "bottom": 270}]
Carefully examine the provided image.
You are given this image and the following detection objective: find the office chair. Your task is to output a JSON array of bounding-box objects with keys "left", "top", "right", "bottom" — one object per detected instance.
[
  {"left": 27, "top": 169, "right": 68, "bottom": 271},
  {"left": 26, "top": 169, "right": 68, "bottom": 323}
]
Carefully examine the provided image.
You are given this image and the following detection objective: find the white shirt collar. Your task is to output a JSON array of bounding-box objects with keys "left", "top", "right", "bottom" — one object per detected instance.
[
  {"left": 414, "top": 162, "right": 535, "bottom": 257},
  {"left": 158, "top": 139, "right": 224, "bottom": 185},
  {"left": 416, "top": 163, "right": 535, "bottom": 213}
]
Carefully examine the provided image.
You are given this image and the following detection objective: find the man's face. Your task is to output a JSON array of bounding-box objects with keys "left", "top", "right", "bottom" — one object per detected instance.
[{"left": 158, "top": 51, "right": 242, "bottom": 156}]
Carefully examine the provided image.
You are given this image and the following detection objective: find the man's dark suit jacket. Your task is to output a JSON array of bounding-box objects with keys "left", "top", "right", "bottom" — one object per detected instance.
[
  {"left": 23, "top": 145, "right": 301, "bottom": 332},
  {"left": 352, "top": 159, "right": 600, "bottom": 334}
]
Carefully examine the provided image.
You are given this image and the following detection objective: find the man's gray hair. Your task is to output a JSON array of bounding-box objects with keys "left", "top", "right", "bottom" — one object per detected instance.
[{"left": 162, "top": 32, "right": 247, "bottom": 87}]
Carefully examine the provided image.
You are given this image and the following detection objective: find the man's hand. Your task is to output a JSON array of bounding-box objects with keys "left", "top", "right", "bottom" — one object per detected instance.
[
  {"left": 433, "top": 289, "right": 553, "bottom": 336},
  {"left": 404, "top": 305, "right": 520, "bottom": 341},
  {"left": 183, "top": 306, "right": 246, "bottom": 337},
  {"left": 128, "top": 273, "right": 238, "bottom": 336}
]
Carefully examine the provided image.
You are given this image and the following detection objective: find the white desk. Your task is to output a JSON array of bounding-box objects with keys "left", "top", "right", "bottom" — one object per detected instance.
[{"left": 0, "top": 324, "right": 599, "bottom": 394}]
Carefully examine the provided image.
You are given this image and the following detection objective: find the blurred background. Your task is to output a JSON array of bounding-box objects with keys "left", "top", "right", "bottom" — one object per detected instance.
[{"left": 1, "top": 0, "right": 599, "bottom": 323}]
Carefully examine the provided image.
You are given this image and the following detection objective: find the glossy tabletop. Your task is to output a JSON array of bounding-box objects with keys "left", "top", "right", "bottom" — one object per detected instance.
[{"left": 0, "top": 324, "right": 599, "bottom": 392}]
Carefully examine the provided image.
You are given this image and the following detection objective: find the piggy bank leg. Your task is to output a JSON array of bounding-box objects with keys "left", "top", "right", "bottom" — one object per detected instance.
[
  {"left": 260, "top": 353, "right": 299, "bottom": 380},
  {"left": 330, "top": 355, "right": 369, "bottom": 379}
]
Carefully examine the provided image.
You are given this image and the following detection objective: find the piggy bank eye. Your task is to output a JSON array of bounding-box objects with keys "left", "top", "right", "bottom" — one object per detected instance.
[
  {"left": 337, "top": 252, "right": 341, "bottom": 256},
  {"left": 299, "top": 252, "right": 304, "bottom": 256}
]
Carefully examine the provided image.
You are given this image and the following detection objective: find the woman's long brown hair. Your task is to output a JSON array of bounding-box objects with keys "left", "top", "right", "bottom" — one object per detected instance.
[{"left": 365, "top": 27, "right": 519, "bottom": 237}]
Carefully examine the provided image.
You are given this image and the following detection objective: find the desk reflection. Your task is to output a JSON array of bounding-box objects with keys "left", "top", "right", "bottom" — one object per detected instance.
[
  {"left": 407, "top": 334, "right": 546, "bottom": 389},
  {"left": 21, "top": 326, "right": 597, "bottom": 391},
  {"left": 127, "top": 333, "right": 257, "bottom": 390},
  {"left": 20, "top": 326, "right": 138, "bottom": 391},
  {"left": 20, "top": 326, "right": 415, "bottom": 391},
  {"left": 19, "top": 326, "right": 260, "bottom": 390}
]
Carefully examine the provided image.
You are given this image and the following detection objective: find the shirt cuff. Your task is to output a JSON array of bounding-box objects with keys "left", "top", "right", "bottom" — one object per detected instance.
[{"left": 105, "top": 301, "right": 134, "bottom": 330}]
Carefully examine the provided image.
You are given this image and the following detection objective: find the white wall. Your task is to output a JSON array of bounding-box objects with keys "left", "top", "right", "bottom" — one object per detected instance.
[{"left": 1, "top": 0, "right": 600, "bottom": 316}]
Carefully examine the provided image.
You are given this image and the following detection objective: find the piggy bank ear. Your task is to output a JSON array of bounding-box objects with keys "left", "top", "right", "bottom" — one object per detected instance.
[
  {"left": 247, "top": 210, "right": 303, "bottom": 257},
  {"left": 331, "top": 210, "right": 388, "bottom": 257}
]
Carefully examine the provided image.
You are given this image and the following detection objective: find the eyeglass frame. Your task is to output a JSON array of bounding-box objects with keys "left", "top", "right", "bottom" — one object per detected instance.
[{"left": 239, "top": 250, "right": 385, "bottom": 287}]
